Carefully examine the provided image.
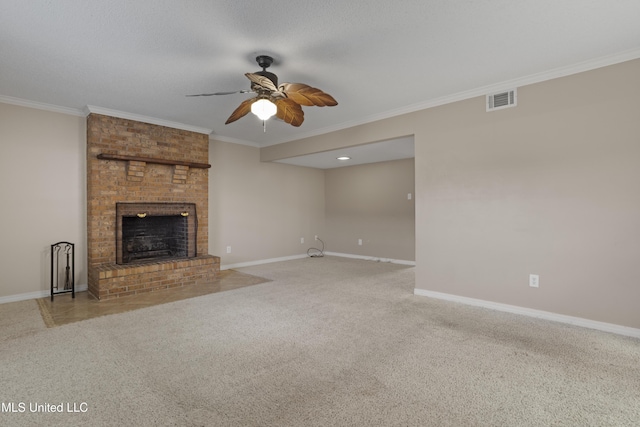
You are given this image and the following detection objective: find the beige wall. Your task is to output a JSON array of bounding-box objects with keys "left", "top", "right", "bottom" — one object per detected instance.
[
  {"left": 324, "top": 158, "right": 415, "bottom": 261},
  {"left": 209, "top": 140, "right": 325, "bottom": 267},
  {"left": 414, "top": 59, "right": 640, "bottom": 329},
  {"left": 0, "top": 103, "right": 86, "bottom": 299},
  {"left": 263, "top": 58, "right": 640, "bottom": 329}
]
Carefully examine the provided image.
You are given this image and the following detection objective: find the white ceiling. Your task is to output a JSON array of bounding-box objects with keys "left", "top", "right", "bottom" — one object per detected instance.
[{"left": 1, "top": 1, "right": 639, "bottom": 168}]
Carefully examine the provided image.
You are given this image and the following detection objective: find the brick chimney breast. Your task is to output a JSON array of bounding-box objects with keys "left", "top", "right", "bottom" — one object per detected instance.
[{"left": 86, "top": 114, "right": 219, "bottom": 300}]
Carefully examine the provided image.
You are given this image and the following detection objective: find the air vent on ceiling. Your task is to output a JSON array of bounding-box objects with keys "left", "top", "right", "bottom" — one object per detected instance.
[{"left": 486, "top": 89, "right": 517, "bottom": 111}]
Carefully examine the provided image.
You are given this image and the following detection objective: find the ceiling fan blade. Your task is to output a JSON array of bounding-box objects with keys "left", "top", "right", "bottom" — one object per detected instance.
[
  {"left": 279, "top": 83, "right": 338, "bottom": 107},
  {"left": 186, "top": 90, "right": 252, "bottom": 97},
  {"left": 245, "top": 73, "right": 278, "bottom": 92},
  {"left": 225, "top": 97, "right": 257, "bottom": 125},
  {"left": 274, "top": 98, "right": 304, "bottom": 127}
]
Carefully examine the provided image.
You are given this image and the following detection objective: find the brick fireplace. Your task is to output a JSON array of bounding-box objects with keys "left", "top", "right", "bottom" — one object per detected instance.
[{"left": 86, "top": 114, "right": 220, "bottom": 300}]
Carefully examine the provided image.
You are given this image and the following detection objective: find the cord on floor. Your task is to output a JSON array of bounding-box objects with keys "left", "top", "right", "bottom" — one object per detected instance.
[{"left": 307, "top": 237, "right": 325, "bottom": 257}]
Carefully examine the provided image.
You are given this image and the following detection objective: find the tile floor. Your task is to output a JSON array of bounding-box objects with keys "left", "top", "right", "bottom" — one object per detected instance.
[{"left": 37, "top": 269, "right": 269, "bottom": 327}]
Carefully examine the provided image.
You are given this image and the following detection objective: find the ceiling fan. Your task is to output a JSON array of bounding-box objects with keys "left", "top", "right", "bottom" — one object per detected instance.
[{"left": 187, "top": 55, "right": 337, "bottom": 127}]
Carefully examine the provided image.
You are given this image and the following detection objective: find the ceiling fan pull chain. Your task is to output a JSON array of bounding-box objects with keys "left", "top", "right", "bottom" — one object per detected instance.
[{"left": 263, "top": 119, "right": 267, "bottom": 133}]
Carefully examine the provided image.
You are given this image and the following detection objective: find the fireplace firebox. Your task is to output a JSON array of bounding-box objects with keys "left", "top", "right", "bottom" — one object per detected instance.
[{"left": 116, "top": 202, "right": 197, "bottom": 265}]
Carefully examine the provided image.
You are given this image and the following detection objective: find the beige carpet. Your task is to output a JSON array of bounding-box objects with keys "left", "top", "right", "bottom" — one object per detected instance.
[{"left": 1, "top": 256, "right": 639, "bottom": 426}]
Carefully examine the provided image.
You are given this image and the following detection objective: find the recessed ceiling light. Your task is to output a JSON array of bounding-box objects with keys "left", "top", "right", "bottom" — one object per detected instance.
[{"left": 337, "top": 156, "right": 351, "bottom": 161}]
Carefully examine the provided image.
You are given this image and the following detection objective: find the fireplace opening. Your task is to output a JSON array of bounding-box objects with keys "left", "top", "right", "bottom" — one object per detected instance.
[
  {"left": 116, "top": 202, "right": 197, "bottom": 265},
  {"left": 122, "top": 215, "right": 188, "bottom": 263}
]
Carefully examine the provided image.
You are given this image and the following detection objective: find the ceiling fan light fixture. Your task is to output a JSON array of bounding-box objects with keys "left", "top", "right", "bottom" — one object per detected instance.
[
  {"left": 192, "top": 54, "right": 337, "bottom": 127},
  {"left": 251, "top": 98, "right": 277, "bottom": 121}
]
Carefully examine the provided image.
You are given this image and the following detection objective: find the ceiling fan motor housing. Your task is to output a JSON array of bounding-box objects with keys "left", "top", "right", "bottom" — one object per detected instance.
[
  {"left": 255, "top": 55, "right": 278, "bottom": 86},
  {"left": 255, "top": 71, "right": 278, "bottom": 86}
]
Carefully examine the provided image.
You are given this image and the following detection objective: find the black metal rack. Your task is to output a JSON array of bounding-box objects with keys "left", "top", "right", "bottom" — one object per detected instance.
[{"left": 50, "top": 241, "right": 75, "bottom": 301}]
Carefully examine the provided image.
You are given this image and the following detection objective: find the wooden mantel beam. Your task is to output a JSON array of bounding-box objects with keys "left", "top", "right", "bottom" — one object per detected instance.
[{"left": 97, "top": 153, "right": 211, "bottom": 169}]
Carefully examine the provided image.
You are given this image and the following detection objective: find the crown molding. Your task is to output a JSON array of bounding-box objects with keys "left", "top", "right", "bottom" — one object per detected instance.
[
  {"left": 84, "top": 105, "right": 213, "bottom": 135},
  {"left": 4, "top": 48, "right": 639, "bottom": 146},
  {"left": 0, "top": 96, "right": 214, "bottom": 135},
  {"left": 0, "top": 95, "right": 85, "bottom": 117},
  {"left": 265, "top": 48, "right": 640, "bottom": 146}
]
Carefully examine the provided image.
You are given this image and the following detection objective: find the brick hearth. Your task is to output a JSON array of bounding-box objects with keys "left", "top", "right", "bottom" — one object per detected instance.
[
  {"left": 89, "top": 256, "right": 219, "bottom": 299},
  {"left": 86, "top": 114, "right": 219, "bottom": 300}
]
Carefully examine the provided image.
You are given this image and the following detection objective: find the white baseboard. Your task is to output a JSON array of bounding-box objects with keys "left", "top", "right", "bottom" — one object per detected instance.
[
  {"left": 0, "top": 284, "right": 88, "bottom": 305},
  {"left": 221, "top": 252, "right": 416, "bottom": 271},
  {"left": 324, "top": 252, "right": 416, "bottom": 266},
  {"left": 221, "top": 254, "right": 309, "bottom": 270},
  {"left": 413, "top": 288, "right": 640, "bottom": 339}
]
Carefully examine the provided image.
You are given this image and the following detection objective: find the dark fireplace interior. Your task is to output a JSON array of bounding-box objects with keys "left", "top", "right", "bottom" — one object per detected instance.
[
  {"left": 116, "top": 202, "right": 197, "bottom": 265},
  {"left": 122, "top": 215, "right": 188, "bottom": 263}
]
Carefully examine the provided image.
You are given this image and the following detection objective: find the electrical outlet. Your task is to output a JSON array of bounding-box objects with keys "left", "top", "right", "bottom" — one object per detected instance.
[
  {"left": 300, "top": 237, "right": 304, "bottom": 244},
  {"left": 529, "top": 274, "right": 539, "bottom": 288},
  {"left": 408, "top": 193, "right": 412, "bottom": 200},
  {"left": 358, "top": 239, "right": 363, "bottom": 246},
  {"left": 314, "top": 235, "right": 318, "bottom": 241},
  {"left": 226, "top": 246, "right": 231, "bottom": 254}
]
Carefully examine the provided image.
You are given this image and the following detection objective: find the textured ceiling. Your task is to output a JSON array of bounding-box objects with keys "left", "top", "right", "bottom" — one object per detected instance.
[{"left": 1, "top": 0, "right": 640, "bottom": 155}]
